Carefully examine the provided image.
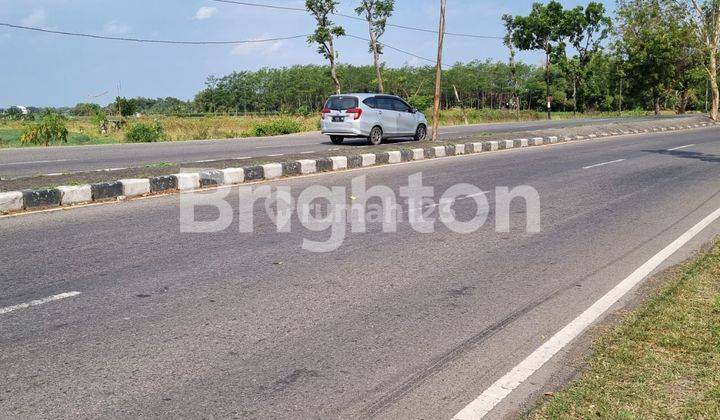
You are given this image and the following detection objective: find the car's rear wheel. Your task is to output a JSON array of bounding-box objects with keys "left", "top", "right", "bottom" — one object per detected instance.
[
  {"left": 368, "top": 126, "right": 383, "bottom": 145},
  {"left": 414, "top": 124, "right": 427, "bottom": 141},
  {"left": 330, "top": 136, "right": 344, "bottom": 145}
]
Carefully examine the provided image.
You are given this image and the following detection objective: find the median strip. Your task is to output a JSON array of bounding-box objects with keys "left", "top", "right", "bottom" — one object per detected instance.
[{"left": 0, "top": 117, "right": 715, "bottom": 216}]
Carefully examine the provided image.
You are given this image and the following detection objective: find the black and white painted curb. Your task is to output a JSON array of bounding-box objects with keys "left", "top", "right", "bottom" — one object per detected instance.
[{"left": 0, "top": 120, "right": 716, "bottom": 214}]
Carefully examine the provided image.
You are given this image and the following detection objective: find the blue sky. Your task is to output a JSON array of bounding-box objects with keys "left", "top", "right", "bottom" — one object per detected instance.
[{"left": 0, "top": 0, "right": 612, "bottom": 107}]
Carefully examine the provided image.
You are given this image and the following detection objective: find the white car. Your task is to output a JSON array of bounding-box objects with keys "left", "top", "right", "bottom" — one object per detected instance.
[{"left": 320, "top": 93, "right": 429, "bottom": 145}]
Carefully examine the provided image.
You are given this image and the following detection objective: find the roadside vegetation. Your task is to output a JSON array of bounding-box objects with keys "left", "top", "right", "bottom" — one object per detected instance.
[
  {"left": 533, "top": 242, "right": 720, "bottom": 419},
  {"left": 1, "top": 0, "right": 715, "bottom": 148},
  {"left": 0, "top": 109, "right": 669, "bottom": 148}
]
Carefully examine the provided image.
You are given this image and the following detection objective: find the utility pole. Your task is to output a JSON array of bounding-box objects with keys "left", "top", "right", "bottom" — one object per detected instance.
[{"left": 431, "top": 0, "right": 447, "bottom": 141}]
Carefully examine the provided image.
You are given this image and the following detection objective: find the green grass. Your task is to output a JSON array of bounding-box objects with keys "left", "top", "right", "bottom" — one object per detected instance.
[
  {"left": 533, "top": 241, "right": 720, "bottom": 419},
  {"left": 0, "top": 128, "right": 116, "bottom": 148}
]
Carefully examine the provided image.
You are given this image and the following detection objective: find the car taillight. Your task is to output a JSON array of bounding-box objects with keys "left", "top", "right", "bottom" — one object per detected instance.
[
  {"left": 347, "top": 107, "right": 362, "bottom": 120},
  {"left": 321, "top": 107, "right": 331, "bottom": 120}
]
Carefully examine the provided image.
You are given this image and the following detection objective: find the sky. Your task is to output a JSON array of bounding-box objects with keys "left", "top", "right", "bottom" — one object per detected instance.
[{"left": 0, "top": 0, "right": 612, "bottom": 107}]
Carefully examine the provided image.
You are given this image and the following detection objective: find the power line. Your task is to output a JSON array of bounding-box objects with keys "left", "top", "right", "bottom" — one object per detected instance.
[
  {"left": 211, "top": 0, "right": 504, "bottom": 40},
  {"left": 346, "top": 34, "right": 447, "bottom": 67},
  {"left": 0, "top": 22, "right": 310, "bottom": 45},
  {"left": 0, "top": 21, "right": 441, "bottom": 65}
]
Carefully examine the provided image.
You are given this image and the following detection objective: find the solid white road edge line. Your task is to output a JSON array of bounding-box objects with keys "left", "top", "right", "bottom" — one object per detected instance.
[
  {"left": 0, "top": 291, "right": 81, "bottom": 315},
  {"left": 583, "top": 159, "right": 626, "bottom": 170},
  {"left": 667, "top": 144, "right": 695, "bottom": 151},
  {"left": 452, "top": 206, "right": 720, "bottom": 420}
]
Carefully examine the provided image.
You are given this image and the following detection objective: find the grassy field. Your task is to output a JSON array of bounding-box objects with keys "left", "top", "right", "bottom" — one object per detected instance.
[
  {"left": 533, "top": 241, "right": 720, "bottom": 419},
  {"left": 0, "top": 108, "right": 671, "bottom": 148}
]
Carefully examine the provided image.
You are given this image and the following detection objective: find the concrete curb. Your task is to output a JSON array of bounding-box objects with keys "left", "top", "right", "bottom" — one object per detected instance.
[{"left": 1, "top": 118, "right": 717, "bottom": 214}]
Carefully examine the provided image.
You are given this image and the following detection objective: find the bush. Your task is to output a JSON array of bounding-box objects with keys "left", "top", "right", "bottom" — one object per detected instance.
[
  {"left": 20, "top": 114, "right": 69, "bottom": 146},
  {"left": 251, "top": 119, "right": 303, "bottom": 137},
  {"left": 91, "top": 109, "right": 109, "bottom": 133},
  {"left": 126, "top": 121, "right": 165, "bottom": 143}
]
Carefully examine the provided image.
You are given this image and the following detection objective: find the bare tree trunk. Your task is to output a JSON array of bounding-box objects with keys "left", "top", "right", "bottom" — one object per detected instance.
[
  {"left": 709, "top": 53, "right": 719, "bottom": 120},
  {"left": 431, "top": 0, "right": 447, "bottom": 141},
  {"left": 545, "top": 46, "right": 552, "bottom": 120},
  {"left": 369, "top": 31, "right": 385, "bottom": 93},
  {"left": 453, "top": 84, "right": 469, "bottom": 125},
  {"left": 572, "top": 78, "right": 577, "bottom": 117},
  {"left": 327, "top": 39, "right": 341, "bottom": 94},
  {"left": 654, "top": 88, "right": 661, "bottom": 116},
  {"left": 678, "top": 90, "right": 688, "bottom": 114}
]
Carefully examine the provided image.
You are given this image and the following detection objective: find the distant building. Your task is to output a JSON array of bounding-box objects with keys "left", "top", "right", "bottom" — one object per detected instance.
[{"left": 14, "top": 106, "right": 29, "bottom": 115}]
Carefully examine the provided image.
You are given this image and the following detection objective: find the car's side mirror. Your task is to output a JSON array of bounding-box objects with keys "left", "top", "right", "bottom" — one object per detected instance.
[{"left": 411, "top": 108, "right": 418, "bottom": 114}]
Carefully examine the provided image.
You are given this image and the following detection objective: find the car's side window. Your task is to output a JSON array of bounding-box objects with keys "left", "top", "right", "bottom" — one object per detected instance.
[
  {"left": 363, "top": 97, "right": 377, "bottom": 109},
  {"left": 392, "top": 99, "right": 411, "bottom": 113},
  {"left": 376, "top": 97, "right": 394, "bottom": 111}
]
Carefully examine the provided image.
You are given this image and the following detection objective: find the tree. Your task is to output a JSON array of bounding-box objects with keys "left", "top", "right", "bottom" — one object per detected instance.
[
  {"left": 355, "top": 0, "right": 394, "bottom": 93},
  {"left": 561, "top": 2, "right": 612, "bottom": 114},
  {"left": 504, "top": 1, "right": 576, "bottom": 119},
  {"left": 306, "top": 0, "right": 346, "bottom": 94},
  {"left": 505, "top": 26, "right": 521, "bottom": 117},
  {"left": 674, "top": 0, "right": 720, "bottom": 120},
  {"left": 616, "top": 0, "right": 699, "bottom": 115},
  {"left": 114, "top": 97, "right": 138, "bottom": 117}
]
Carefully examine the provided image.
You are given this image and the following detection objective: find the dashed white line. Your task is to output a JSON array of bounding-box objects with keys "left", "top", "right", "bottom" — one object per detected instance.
[
  {"left": 453, "top": 206, "right": 720, "bottom": 420},
  {"left": 0, "top": 292, "right": 81, "bottom": 315},
  {"left": 300, "top": 151, "right": 317, "bottom": 155},
  {"left": 267, "top": 153, "right": 285, "bottom": 157},
  {"left": 236, "top": 157, "right": 251, "bottom": 160},
  {"left": 195, "top": 159, "right": 219, "bottom": 163},
  {"left": 0, "top": 159, "right": 69, "bottom": 167},
  {"left": 667, "top": 144, "right": 695, "bottom": 151},
  {"left": 583, "top": 159, "right": 626, "bottom": 170}
]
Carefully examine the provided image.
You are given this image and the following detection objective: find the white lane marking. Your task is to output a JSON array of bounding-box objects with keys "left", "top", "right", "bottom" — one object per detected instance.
[
  {"left": 0, "top": 292, "right": 81, "bottom": 315},
  {"left": 45, "top": 173, "right": 64, "bottom": 177},
  {"left": 0, "top": 159, "right": 69, "bottom": 167},
  {"left": 667, "top": 144, "right": 695, "bottom": 151},
  {"left": 453, "top": 206, "right": 720, "bottom": 420},
  {"left": 583, "top": 159, "right": 626, "bottom": 170},
  {"left": 400, "top": 192, "right": 491, "bottom": 215},
  {"left": 267, "top": 153, "right": 285, "bottom": 157},
  {"left": 196, "top": 159, "right": 218, "bottom": 163},
  {"left": 300, "top": 151, "right": 317, "bottom": 154},
  {"left": 236, "top": 157, "right": 251, "bottom": 160}
]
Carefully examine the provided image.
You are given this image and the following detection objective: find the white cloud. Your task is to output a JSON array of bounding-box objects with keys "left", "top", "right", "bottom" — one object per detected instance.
[
  {"left": 230, "top": 36, "right": 284, "bottom": 56},
  {"left": 21, "top": 8, "right": 47, "bottom": 27},
  {"left": 103, "top": 21, "right": 131, "bottom": 36},
  {"left": 230, "top": 34, "right": 285, "bottom": 56},
  {"left": 195, "top": 6, "right": 218, "bottom": 20}
]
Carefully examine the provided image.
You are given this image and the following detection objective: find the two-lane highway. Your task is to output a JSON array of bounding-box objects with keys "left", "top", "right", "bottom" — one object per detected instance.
[
  {"left": 0, "top": 115, "right": 679, "bottom": 178},
  {"left": 1, "top": 127, "right": 719, "bottom": 418}
]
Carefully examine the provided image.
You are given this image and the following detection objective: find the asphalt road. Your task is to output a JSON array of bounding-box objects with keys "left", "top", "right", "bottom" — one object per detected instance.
[
  {"left": 0, "top": 115, "right": 680, "bottom": 178},
  {"left": 2, "top": 127, "right": 720, "bottom": 418}
]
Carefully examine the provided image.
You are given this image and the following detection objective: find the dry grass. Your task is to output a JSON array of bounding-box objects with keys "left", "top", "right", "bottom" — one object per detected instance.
[{"left": 532, "top": 241, "right": 720, "bottom": 419}]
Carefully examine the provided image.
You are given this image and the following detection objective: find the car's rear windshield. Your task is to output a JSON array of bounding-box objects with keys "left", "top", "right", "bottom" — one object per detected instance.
[{"left": 325, "top": 96, "right": 358, "bottom": 110}]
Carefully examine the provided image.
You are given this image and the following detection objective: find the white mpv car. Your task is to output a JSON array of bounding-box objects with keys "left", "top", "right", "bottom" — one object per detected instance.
[{"left": 320, "top": 93, "right": 429, "bottom": 145}]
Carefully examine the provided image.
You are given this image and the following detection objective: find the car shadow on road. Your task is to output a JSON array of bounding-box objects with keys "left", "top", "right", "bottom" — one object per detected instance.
[
  {"left": 642, "top": 149, "right": 720, "bottom": 163},
  {"left": 321, "top": 137, "right": 418, "bottom": 147}
]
